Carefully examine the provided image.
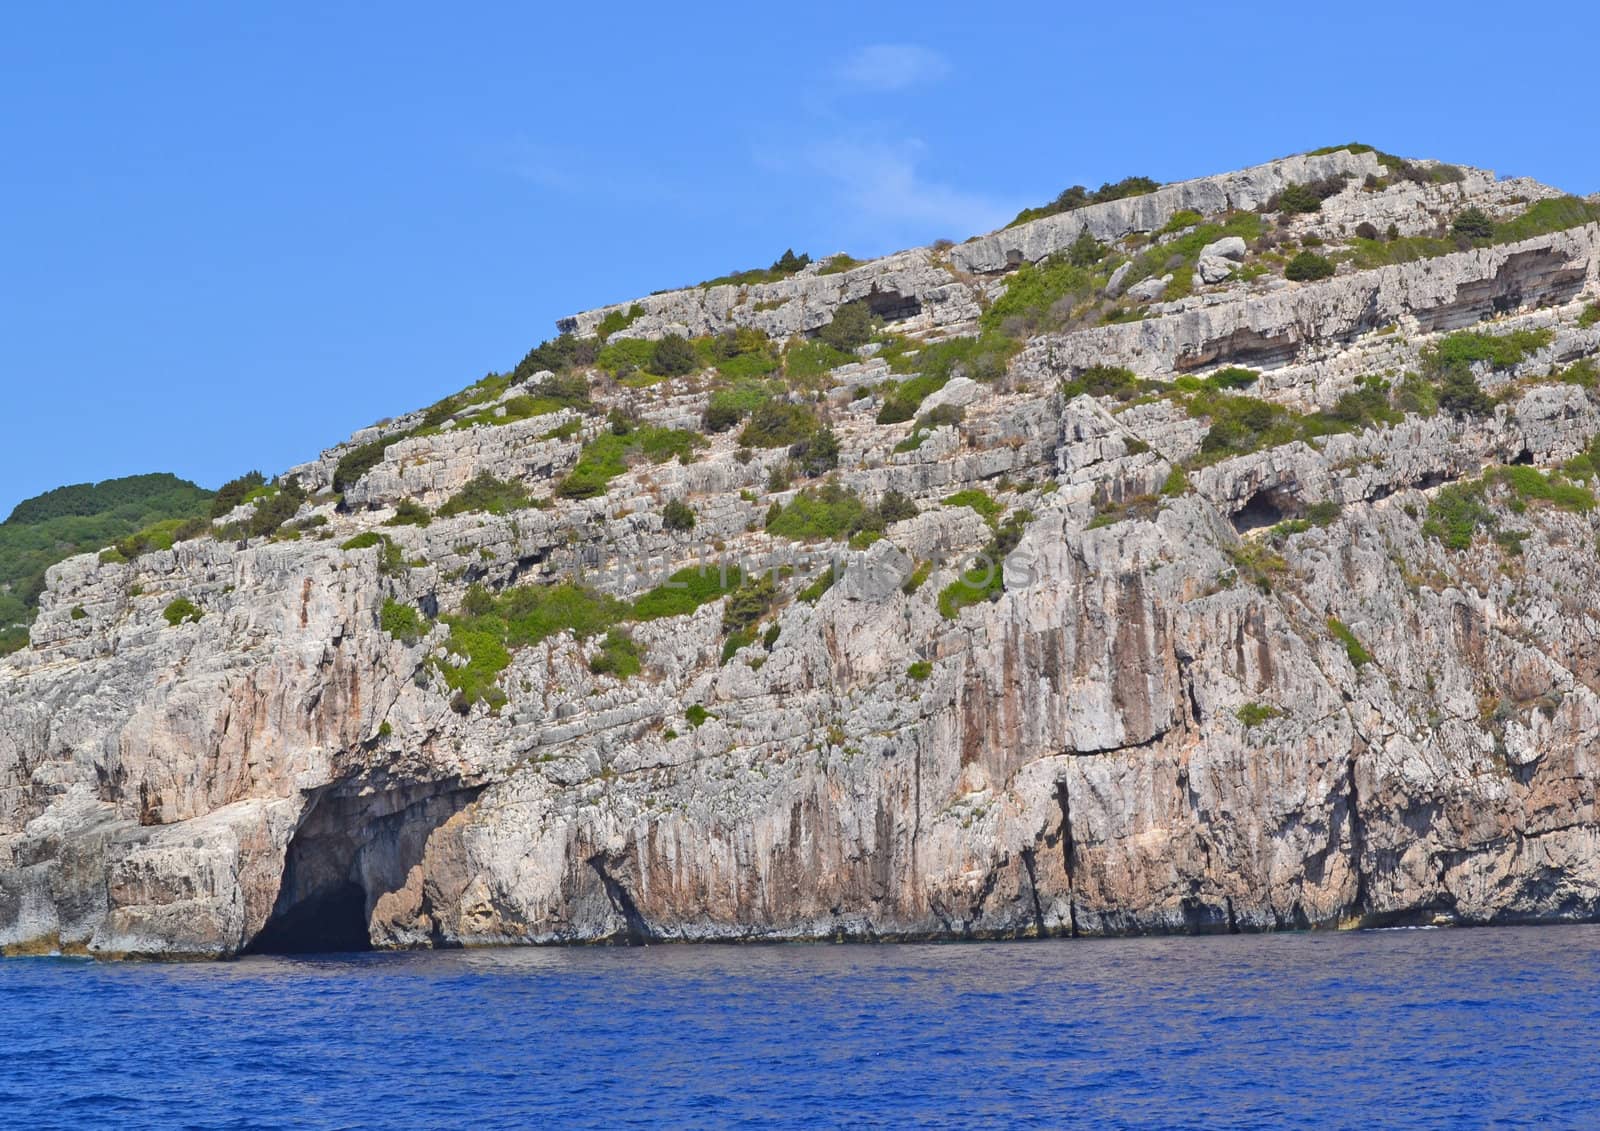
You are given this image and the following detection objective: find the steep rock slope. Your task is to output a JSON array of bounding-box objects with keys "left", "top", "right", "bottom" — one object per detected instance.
[{"left": 4, "top": 146, "right": 1600, "bottom": 957}]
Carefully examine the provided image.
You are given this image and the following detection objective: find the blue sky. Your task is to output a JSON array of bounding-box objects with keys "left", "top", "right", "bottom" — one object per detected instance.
[{"left": 4, "top": 1, "right": 1598, "bottom": 517}]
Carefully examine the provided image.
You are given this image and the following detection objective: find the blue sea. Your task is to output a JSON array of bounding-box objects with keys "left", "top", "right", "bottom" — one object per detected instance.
[{"left": 2, "top": 925, "right": 1597, "bottom": 1129}]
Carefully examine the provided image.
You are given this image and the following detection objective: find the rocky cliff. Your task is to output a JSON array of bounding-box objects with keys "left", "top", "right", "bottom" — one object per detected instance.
[{"left": 6, "top": 146, "right": 1600, "bottom": 957}]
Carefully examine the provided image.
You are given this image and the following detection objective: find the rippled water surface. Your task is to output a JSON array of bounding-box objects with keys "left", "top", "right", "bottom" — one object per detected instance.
[{"left": 3, "top": 926, "right": 1598, "bottom": 1128}]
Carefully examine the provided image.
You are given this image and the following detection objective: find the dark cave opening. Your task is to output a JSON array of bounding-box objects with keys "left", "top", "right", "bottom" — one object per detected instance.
[
  {"left": 243, "top": 777, "right": 486, "bottom": 957},
  {"left": 864, "top": 288, "right": 922, "bottom": 323},
  {"left": 1231, "top": 490, "right": 1289, "bottom": 533},
  {"left": 245, "top": 882, "right": 373, "bottom": 955}
]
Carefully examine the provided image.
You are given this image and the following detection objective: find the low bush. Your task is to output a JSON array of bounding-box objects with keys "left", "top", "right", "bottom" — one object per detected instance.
[
  {"left": 595, "top": 304, "right": 645, "bottom": 341},
  {"left": 438, "top": 474, "right": 532, "bottom": 517},
  {"left": 162, "top": 597, "right": 203, "bottom": 627},
  {"left": 766, "top": 483, "right": 869, "bottom": 541},
  {"left": 380, "top": 598, "right": 425, "bottom": 644},
  {"left": 1285, "top": 251, "right": 1335, "bottom": 281},
  {"left": 1236, "top": 702, "right": 1283, "bottom": 727},
  {"left": 384, "top": 499, "right": 432, "bottom": 527},
  {"left": 784, "top": 340, "right": 856, "bottom": 383},
  {"left": 650, "top": 334, "right": 699, "bottom": 377},
  {"left": 588, "top": 628, "right": 642, "bottom": 677},
  {"left": 1326, "top": 618, "right": 1373, "bottom": 668},
  {"left": 632, "top": 566, "right": 744, "bottom": 620},
  {"left": 557, "top": 428, "right": 704, "bottom": 499},
  {"left": 333, "top": 439, "right": 390, "bottom": 493},
  {"left": 440, "top": 582, "right": 628, "bottom": 711},
  {"left": 739, "top": 400, "right": 817, "bottom": 448},
  {"left": 1061, "top": 365, "right": 1150, "bottom": 401},
  {"left": 906, "top": 660, "right": 933, "bottom": 681}
]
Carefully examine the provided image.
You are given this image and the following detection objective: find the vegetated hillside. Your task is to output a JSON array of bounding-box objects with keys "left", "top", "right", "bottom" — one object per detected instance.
[
  {"left": 7, "top": 144, "right": 1600, "bottom": 959},
  {"left": 0, "top": 473, "right": 213, "bottom": 654}
]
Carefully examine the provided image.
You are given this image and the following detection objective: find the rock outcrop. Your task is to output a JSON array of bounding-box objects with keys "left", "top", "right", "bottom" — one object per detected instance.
[{"left": 5, "top": 147, "right": 1600, "bottom": 958}]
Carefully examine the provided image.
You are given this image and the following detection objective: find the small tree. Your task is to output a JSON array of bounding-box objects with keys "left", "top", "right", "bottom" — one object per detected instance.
[
  {"left": 791, "top": 426, "right": 840, "bottom": 477},
  {"left": 818, "top": 301, "right": 873, "bottom": 352},
  {"left": 662, "top": 497, "right": 696, "bottom": 531},
  {"left": 770, "top": 249, "right": 811, "bottom": 275},
  {"left": 650, "top": 334, "right": 699, "bottom": 377},
  {"left": 1067, "top": 228, "right": 1105, "bottom": 268},
  {"left": 1451, "top": 207, "right": 1495, "bottom": 241}
]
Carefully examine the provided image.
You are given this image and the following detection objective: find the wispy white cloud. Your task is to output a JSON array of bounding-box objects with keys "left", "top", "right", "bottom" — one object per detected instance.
[
  {"left": 834, "top": 44, "right": 951, "bottom": 92},
  {"left": 789, "top": 136, "right": 1013, "bottom": 239}
]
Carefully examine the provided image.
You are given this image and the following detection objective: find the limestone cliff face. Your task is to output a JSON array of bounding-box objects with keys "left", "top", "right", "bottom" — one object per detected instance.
[{"left": 5, "top": 147, "right": 1600, "bottom": 957}]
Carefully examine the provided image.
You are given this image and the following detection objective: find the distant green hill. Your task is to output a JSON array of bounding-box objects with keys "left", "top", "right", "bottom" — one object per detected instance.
[{"left": 1, "top": 473, "right": 213, "bottom": 654}]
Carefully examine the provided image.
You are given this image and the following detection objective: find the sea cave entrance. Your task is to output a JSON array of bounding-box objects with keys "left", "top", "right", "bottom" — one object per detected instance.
[{"left": 244, "top": 776, "right": 483, "bottom": 956}]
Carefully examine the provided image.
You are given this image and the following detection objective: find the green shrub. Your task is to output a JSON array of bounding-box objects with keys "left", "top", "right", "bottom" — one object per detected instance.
[
  {"left": 1061, "top": 365, "right": 1148, "bottom": 401},
  {"left": 510, "top": 333, "right": 599, "bottom": 381},
  {"left": 1492, "top": 196, "right": 1600, "bottom": 244},
  {"left": 384, "top": 499, "right": 432, "bottom": 528},
  {"left": 69, "top": 605, "right": 87, "bottom": 620},
  {"left": 817, "top": 301, "right": 874, "bottom": 352},
  {"left": 380, "top": 598, "right": 425, "bottom": 644},
  {"left": 595, "top": 304, "right": 645, "bottom": 341},
  {"left": 942, "top": 489, "right": 1001, "bottom": 527},
  {"left": 1007, "top": 175, "right": 1159, "bottom": 228},
  {"left": 797, "top": 568, "right": 835, "bottom": 604},
  {"left": 698, "top": 249, "right": 811, "bottom": 289},
  {"left": 767, "top": 484, "right": 868, "bottom": 541},
  {"left": 1427, "top": 328, "right": 1551, "bottom": 370},
  {"left": 557, "top": 428, "right": 705, "bottom": 499},
  {"left": 1271, "top": 177, "right": 1348, "bottom": 213},
  {"left": 210, "top": 471, "right": 266, "bottom": 518},
  {"left": 1236, "top": 702, "right": 1282, "bottom": 727},
  {"left": 633, "top": 566, "right": 744, "bottom": 620},
  {"left": 333, "top": 439, "right": 391, "bottom": 493},
  {"left": 1434, "top": 366, "right": 1494, "bottom": 417},
  {"left": 440, "top": 582, "right": 628, "bottom": 711},
  {"left": 1424, "top": 481, "right": 1494, "bottom": 549},
  {"left": 1326, "top": 618, "right": 1373, "bottom": 668},
  {"left": 438, "top": 474, "right": 532, "bottom": 517},
  {"left": 662, "top": 497, "right": 696, "bottom": 531},
  {"left": 162, "top": 597, "right": 203, "bottom": 627},
  {"left": 589, "top": 628, "right": 642, "bottom": 677},
  {"left": 341, "top": 531, "right": 383, "bottom": 551},
  {"left": 651, "top": 334, "right": 700, "bottom": 377},
  {"left": 1451, "top": 207, "right": 1495, "bottom": 241},
  {"left": 906, "top": 660, "right": 933, "bottom": 681},
  {"left": 685, "top": 704, "right": 711, "bottom": 728},
  {"left": 1159, "top": 210, "right": 1205, "bottom": 234},
  {"left": 1285, "top": 251, "right": 1335, "bottom": 281},
  {"left": 596, "top": 337, "right": 657, "bottom": 376},
  {"left": 246, "top": 480, "right": 308, "bottom": 539},
  {"left": 818, "top": 254, "right": 862, "bottom": 275},
  {"left": 783, "top": 340, "right": 856, "bottom": 382},
  {"left": 1579, "top": 304, "right": 1600, "bottom": 329},
  {"left": 790, "top": 426, "right": 840, "bottom": 477},
  {"left": 739, "top": 400, "right": 817, "bottom": 448},
  {"left": 720, "top": 575, "right": 775, "bottom": 635},
  {"left": 982, "top": 255, "right": 1097, "bottom": 334}
]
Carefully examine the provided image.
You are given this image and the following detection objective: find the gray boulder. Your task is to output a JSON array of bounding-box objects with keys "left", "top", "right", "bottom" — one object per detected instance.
[{"left": 1126, "top": 274, "right": 1173, "bottom": 302}]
